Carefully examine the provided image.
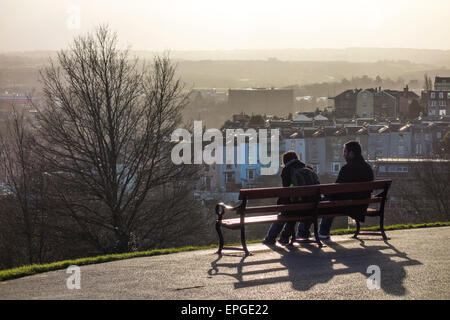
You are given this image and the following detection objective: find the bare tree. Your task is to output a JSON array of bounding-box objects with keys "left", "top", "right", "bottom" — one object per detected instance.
[
  {"left": 423, "top": 74, "right": 433, "bottom": 91},
  {"left": 36, "top": 25, "right": 199, "bottom": 253},
  {"left": 0, "top": 107, "right": 49, "bottom": 265},
  {"left": 397, "top": 161, "right": 450, "bottom": 222}
]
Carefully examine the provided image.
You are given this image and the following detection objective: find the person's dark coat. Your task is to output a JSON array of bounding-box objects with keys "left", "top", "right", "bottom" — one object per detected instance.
[
  {"left": 278, "top": 159, "right": 320, "bottom": 205},
  {"left": 331, "top": 155, "right": 374, "bottom": 222}
]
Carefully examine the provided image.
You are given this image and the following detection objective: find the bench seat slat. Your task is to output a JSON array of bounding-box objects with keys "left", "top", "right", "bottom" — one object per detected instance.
[
  {"left": 221, "top": 214, "right": 315, "bottom": 229},
  {"left": 221, "top": 208, "right": 379, "bottom": 229}
]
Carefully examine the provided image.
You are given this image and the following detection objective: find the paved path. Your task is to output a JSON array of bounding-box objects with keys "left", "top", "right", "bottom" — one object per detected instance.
[{"left": 1, "top": 227, "right": 449, "bottom": 299}]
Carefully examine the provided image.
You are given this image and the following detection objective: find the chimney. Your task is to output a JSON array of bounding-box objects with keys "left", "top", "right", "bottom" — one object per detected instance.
[{"left": 404, "top": 85, "right": 409, "bottom": 97}]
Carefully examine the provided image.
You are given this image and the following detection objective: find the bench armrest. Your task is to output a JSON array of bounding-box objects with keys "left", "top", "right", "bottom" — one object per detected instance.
[
  {"left": 374, "top": 190, "right": 389, "bottom": 198},
  {"left": 215, "top": 202, "right": 242, "bottom": 218}
]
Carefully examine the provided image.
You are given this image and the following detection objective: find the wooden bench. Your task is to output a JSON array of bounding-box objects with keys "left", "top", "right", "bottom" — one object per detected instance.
[{"left": 214, "top": 179, "right": 392, "bottom": 256}]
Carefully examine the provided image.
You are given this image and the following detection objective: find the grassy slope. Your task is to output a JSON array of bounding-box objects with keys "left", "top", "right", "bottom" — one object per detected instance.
[{"left": 1, "top": 222, "right": 449, "bottom": 282}]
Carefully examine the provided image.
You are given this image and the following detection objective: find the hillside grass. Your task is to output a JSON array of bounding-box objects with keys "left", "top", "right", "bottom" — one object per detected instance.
[{"left": 1, "top": 221, "right": 449, "bottom": 282}]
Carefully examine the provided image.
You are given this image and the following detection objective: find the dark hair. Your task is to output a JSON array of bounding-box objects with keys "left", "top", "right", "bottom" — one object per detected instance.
[
  {"left": 282, "top": 150, "right": 298, "bottom": 166},
  {"left": 344, "top": 141, "right": 362, "bottom": 157}
]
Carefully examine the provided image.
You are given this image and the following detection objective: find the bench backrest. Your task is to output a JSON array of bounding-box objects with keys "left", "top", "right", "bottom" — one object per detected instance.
[
  {"left": 239, "top": 185, "right": 320, "bottom": 200},
  {"left": 238, "top": 180, "right": 391, "bottom": 201}
]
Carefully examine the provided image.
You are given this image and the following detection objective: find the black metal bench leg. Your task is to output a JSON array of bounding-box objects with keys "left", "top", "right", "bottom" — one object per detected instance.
[
  {"left": 353, "top": 220, "right": 360, "bottom": 238},
  {"left": 240, "top": 220, "right": 250, "bottom": 256},
  {"left": 380, "top": 214, "right": 388, "bottom": 241},
  {"left": 215, "top": 221, "right": 224, "bottom": 255}
]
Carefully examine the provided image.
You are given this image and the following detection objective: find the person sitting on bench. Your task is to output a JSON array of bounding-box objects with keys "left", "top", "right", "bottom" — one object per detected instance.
[
  {"left": 262, "top": 150, "right": 320, "bottom": 246},
  {"left": 317, "top": 141, "right": 374, "bottom": 240}
]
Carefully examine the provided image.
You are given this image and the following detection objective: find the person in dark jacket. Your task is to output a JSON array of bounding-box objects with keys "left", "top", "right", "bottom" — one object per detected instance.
[
  {"left": 262, "top": 151, "right": 320, "bottom": 245},
  {"left": 318, "top": 141, "right": 374, "bottom": 239}
]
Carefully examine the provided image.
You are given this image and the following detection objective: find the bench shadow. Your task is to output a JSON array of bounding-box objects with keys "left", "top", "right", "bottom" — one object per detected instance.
[{"left": 207, "top": 238, "right": 422, "bottom": 297}]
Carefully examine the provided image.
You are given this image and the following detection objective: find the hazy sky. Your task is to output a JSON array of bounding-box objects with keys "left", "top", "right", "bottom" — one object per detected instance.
[{"left": 1, "top": 0, "right": 450, "bottom": 52}]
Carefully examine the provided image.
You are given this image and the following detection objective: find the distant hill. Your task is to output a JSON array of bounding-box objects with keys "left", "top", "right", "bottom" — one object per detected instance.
[
  {"left": 1, "top": 48, "right": 450, "bottom": 94},
  {"left": 3, "top": 47, "right": 450, "bottom": 65},
  {"left": 135, "top": 48, "right": 450, "bottom": 66}
]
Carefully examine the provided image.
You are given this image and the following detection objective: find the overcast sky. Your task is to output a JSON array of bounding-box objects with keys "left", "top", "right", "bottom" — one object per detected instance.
[{"left": 1, "top": 0, "right": 450, "bottom": 52}]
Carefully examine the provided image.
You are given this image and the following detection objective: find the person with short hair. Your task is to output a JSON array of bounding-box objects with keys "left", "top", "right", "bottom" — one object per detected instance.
[{"left": 317, "top": 141, "right": 374, "bottom": 239}]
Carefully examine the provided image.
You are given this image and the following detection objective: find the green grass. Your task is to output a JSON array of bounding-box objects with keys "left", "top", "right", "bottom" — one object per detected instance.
[
  {"left": 329, "top": 221, "right": 450, "bottom": 235},
  {"left": 1, "top": 222, "right": 449, "bottom": 282},
  {"left": 0, "top": 245, "right": 219, "bottom": 282}
]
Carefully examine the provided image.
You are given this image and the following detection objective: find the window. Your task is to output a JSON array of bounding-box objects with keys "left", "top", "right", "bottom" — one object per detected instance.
[
  {"left": 431, "top": 92, "right": 435, "bottom": 99},
  {"left": 416, "top": 144, "right": 422, "bottom": 154},
  {"left": 431, "top": 101, "right": 437, "bottom": 107},
  {"left": 331, "top": 162, "right": 341, "bottom": 173},
  {"left": 437, "top": 131, "right": 442, "bottom": 139},
  {"left": 439, "top": 92, "right": 444, "bottom": 99},
  {"left": 447, "top": 92, "right": 450, "bottom": 99},
  {"left": 225, "top": 172, "right": 234, "bottom": 183},
  {"left": 398, "top": 145, "right": 405, "bottom": 156},
  {"left": 248, "top": 170, "right": 254, "bottom": 180},
  {"left": 439, "top": 100, "right": 446, "bottom": 107}
]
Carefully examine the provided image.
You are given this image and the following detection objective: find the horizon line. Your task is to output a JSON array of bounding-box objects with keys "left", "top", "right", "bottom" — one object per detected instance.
[{"left": 2, "top": 46, "right": 450, "bottom": 55}]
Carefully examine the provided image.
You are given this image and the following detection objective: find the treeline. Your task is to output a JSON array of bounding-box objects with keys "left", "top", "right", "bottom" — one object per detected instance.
[{"left": 295, "top": 74, "right": 420, "bottom": 97}]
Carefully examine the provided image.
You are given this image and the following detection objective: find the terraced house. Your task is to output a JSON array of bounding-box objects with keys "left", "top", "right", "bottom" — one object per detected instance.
[
  {"left": 421, "top": 90, "right": 450, "bottom": 116},
  {"left": 356, "top": 89, "right": 376, "bottom": 118},
  {"left": 331, "top": 89, "right": 360, "bottom": 119}
]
